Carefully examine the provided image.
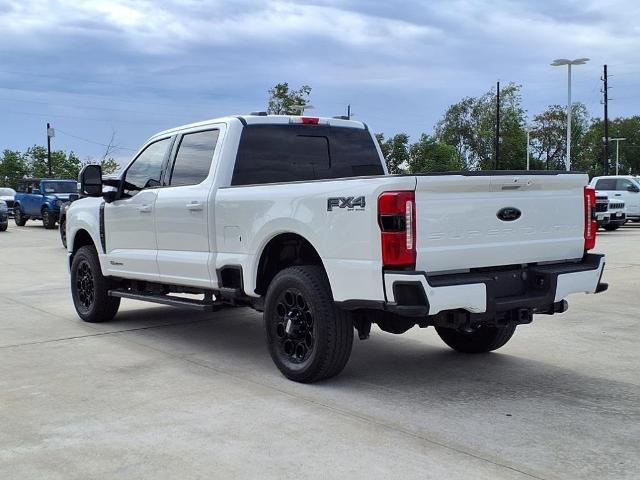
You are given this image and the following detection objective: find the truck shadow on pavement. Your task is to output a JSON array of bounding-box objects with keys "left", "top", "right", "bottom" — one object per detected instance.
[{"left": 106, "top": 305, "right": 639, "bottom": 416}]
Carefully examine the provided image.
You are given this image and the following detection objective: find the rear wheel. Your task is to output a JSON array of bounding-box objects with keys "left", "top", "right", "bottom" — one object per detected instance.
[
  {"left": 14, "top": 207, "right": 27, "bottom": 226},
  {"left": 42, "top": 207, "right": 56, "bottom": 229},
  {"left": 71, "top": 245, "right": 120, "bottom": 323},
  {"left": 436, "top": 324, "right": 516, "bottom": 353},
  {"left": 264, "top": 265, "right": 353, "bottom": 383}
]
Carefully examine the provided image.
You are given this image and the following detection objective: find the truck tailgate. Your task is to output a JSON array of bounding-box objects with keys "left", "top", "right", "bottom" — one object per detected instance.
[{"left": 414, "top": 173, "right": 587, "bottom": 273}]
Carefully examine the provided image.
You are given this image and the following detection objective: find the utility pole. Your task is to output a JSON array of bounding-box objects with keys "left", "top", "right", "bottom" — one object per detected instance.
[
  {"left": 603, "top": 65, "right": 610, "bottom": 175},
  {"left": 347, "top": 104, "right": 351, "bottom": 120},
  {"left": 495, "top": 81, "right": 500, "bottom": 170},
  {"left": 46, "top": 122, "right": 54, "bottom": 177}
]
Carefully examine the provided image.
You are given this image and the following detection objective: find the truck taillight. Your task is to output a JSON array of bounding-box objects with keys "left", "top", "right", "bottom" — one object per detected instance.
[
  {"left": 378, "top": 191, "right": 416, "bottom": 268},
  {"left": 584, "top": 186, "right": 597, "bottom": 251}
]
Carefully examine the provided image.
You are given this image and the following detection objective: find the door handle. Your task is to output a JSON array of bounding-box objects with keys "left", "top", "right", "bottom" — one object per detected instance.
[
  {"left": 186, "top": 201, "right": 203, "bottom": 211},
  {"left": 614, "top": 194, "right": 622, "bottom": 196},
  {"left": 138, "top": 205, "right": 152, "bottom": 213}
]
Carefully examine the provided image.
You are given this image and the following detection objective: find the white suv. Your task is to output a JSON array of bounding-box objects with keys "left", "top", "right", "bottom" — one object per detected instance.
[{"left": 590, "top": 176, "right": 640, "bottom": 222}]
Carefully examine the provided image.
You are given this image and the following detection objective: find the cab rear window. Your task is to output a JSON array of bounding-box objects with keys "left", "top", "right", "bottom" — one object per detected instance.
[{"left": 231, "top": 125, "right": 383, "bottom": 186}]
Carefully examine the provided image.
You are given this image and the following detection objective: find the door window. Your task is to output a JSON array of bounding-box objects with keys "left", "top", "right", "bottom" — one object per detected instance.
[
  {"left": 616, "top": 178, "right": 638, "bottom": 192},
  {"left": 123, "top": 138, "right": 171, "bottom": 195},
  {"left": 595, "top": 178, "right": 616, "bottom": 190},
  {"left": 169, "top": 130, "right": 220, "bottom": 186}
]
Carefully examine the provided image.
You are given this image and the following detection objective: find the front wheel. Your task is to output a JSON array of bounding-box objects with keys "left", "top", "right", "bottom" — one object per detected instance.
[
  {"left": 71, "top": 245, "right": 120, "bottom": 323},
  {"left": 435, "top": 324, "right": 516, "bottom": 353},
  {"left": 14, "top": 207, "right": 27, "bottom": 226},
  {"left": 603, "top": 223, "right": 621, "bottom": 231},
  {"left": 0, "top": 221, "right": 7, "bottom": 232},
  {"left": 264, "top": 265, "right": 353, "bottom": 383},
  {"left": 42, "top": 208, "right": 56, "bottom": 229}
]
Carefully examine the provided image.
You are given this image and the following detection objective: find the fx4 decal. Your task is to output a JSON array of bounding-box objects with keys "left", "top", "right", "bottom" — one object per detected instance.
[{"left": 327, "top": 196, "right": 366, "bottom": 211}]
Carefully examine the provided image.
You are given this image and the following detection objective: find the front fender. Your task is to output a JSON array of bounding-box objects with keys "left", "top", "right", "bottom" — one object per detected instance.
[{"left": 67, "top": 198, "right": 106, "bottom": 273}]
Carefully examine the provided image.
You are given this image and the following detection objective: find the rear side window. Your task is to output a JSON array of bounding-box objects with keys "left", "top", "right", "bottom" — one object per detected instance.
[
  {"left": 595, "top": 178, "right": 616, "bottom": 190},
  {"left": 231, "top": 125, "right": 383, "bottom": 186},
  {"left": 170, "top": 130, "right": 220, "bottom": 187}
]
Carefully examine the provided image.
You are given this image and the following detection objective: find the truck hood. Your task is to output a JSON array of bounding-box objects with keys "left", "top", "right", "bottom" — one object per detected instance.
[{"left": 46, "top": 193, "right": 77, "bottom": 202}]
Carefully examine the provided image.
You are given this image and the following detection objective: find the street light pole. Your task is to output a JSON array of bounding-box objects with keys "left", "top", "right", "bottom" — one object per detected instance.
[
  {"left": 566, "top": 63, "right": 571, "bottom": 171},
  {"left": 551, "top": 58, "right": 589, "bottom": 171},
  {"left": 526, "top": 128, "right": 530, "bottom": 170},
  {"left": 610, "top": 137, "right": 626, "bottom": 175}
]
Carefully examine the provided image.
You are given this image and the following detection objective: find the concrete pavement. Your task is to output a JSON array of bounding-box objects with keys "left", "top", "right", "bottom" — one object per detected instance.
[{"left": 1, "top": 222, "right": 639, "bottom": 479}]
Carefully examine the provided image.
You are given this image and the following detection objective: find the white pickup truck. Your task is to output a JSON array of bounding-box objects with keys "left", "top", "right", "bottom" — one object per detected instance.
[{"left": 67, "top": 114, "right": 607, "bottom": 383}]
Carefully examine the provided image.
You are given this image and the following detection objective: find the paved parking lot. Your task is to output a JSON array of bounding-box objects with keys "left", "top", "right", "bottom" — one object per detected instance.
[{"left": 0, "top": 222, "right": 639, "bottom": 479}]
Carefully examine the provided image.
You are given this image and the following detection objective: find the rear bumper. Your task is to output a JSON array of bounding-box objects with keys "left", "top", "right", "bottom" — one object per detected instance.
[{"left": 379, "top": 254, "right": 606, "bottom": 317}]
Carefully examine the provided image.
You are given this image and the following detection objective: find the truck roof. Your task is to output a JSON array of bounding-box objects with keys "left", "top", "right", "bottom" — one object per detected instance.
[{"left": 150, "top": 114, "right": 367, "bottom": 141}]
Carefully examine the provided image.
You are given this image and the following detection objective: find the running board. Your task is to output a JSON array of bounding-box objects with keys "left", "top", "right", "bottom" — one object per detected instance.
[{"left": 108, "top": 290, "right": 223, "bottom": 311}]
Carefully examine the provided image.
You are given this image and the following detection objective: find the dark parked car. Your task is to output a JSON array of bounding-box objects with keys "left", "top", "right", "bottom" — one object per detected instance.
[
  {"left": 0, "top": 200, "right": 8, "bottom": 231},
  {"left": 14, "top": 178, "right": 78, "bottom": 229},
  {"left": 0, "top": 187, "right": 16, "bottom": 217}
]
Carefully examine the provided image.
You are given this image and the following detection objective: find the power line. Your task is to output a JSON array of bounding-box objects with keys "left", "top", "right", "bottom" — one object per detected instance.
[{"left": 55, "top": 129, "right": 137, "bottom": 151}]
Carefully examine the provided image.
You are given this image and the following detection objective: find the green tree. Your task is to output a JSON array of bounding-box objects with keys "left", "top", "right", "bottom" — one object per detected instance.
[
  {"left": 100, "top": 157, "right": 120, "bottom": 175},
  {"left": 24, "top": 145, "right": 82, "bottom": 179},
  {"left": 435, "top": 82, "right": 527, "bottom": 170},
  {"left": 407, "top": 134, "right": 465, "bottom": 173},
  {"left": 578, "top": 116, "right": 640, "bottom": 176},
  {"left": 529, "top": 103, "right": 589, "bottom": 171},
  {"left": 375, "top": 133, "right": 409, "bottom": 174},
  {"left": 0, "top": 150, "right": 29, "bottom": 189},
  {"left": 267, "top": 82, "right": 312, "bottom": 115}
]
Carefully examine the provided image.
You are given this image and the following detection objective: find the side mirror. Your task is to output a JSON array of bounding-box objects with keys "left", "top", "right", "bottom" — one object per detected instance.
[
  {"left": 33, "top": 188, "right": 42, "bottom": 195},
  {"left": 627, "top": 185, "right": 639, "bottom": 193},
  {"left": 79, "top": 164, "right": 103, "bottom": 197}
]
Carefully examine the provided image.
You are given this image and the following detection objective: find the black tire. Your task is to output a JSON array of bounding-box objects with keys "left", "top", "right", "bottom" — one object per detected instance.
[
  {"left": 14, "top": 207, "right": 27, "bottom": 226},
  {"left": 264, "top": 265, "right": 353, "bottom": 383},
  {"left": 603, "top": 224, "right": 620, "bottom": 231},
  {"left": 60, "top": 218, "right": 67, "bottom": 248},
  {"left": 0, "top": 221, "right": 7, "bottom": 232},
  {"left": 435, "top": 324, "right": 516, "bottom": 353},
  {"left": 42, "top": 207, "right": 56, "bottom": 229},
  {"left": 71, "top": 245, "right": 120, "bottom": 323}
]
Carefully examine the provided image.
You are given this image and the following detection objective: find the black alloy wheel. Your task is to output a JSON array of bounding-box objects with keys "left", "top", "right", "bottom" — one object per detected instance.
[
  {"left": 76, "top": 260, "right": 95, "bottom": 313},
  {"left": 264, "top": 265, "right": 353, "bottom": 383},
  {"left": 70, "top": 245, "right": 120, "bottom": 323},
  {"left": 274, "top": 287, "right": 315, "bottom": 364}
]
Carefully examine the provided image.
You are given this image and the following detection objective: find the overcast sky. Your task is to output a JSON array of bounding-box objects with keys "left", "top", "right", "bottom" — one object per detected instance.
[{"left": 1, "top": 0, "right": 639, "bottom": 164}]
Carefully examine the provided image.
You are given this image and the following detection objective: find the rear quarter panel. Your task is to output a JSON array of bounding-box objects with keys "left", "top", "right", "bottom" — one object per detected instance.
[{"left": 214, "top": 176, "right": 416, "bottom": 301}]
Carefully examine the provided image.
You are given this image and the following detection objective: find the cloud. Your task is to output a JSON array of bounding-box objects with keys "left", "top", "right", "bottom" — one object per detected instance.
[{"left": 0, "top": 0, "right": 638, "bottom": 159}]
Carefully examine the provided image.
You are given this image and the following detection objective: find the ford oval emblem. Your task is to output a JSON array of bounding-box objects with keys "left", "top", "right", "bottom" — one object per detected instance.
[{"left": 497, "top": 207, "right": 521, "bottom": 222}]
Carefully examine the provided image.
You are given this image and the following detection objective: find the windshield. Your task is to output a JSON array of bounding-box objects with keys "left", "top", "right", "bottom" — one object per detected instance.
[
  {"left": 0, "top": 188, "right": 16, "bottom": 196},
  {"left": 42, "top": 181, "right": 78, "bottom": 194}
]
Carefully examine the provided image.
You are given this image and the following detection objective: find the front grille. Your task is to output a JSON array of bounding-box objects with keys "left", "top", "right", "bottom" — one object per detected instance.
[
  {"left": 595, "top": 202, "right": 608, "bottom": 212},
  {"left": 609, "top": 202, "right": 625, "bottom": 210}
]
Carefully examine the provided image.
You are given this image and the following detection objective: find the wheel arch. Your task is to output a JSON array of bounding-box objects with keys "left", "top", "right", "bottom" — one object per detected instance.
[{"left": 254, "top": 232, "right": 327, "bottom": 296}]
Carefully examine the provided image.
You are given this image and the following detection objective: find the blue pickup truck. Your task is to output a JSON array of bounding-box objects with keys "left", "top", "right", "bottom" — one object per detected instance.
[{"left": 14, "top": 178, "right": 79, "bottom": 229}]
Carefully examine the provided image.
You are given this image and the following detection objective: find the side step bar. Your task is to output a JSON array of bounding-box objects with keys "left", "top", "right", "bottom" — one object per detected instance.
[{"left": 108, "top": 290, "right": 224, "bottom": 311}]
